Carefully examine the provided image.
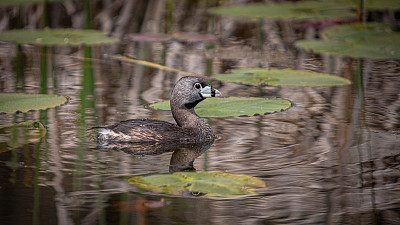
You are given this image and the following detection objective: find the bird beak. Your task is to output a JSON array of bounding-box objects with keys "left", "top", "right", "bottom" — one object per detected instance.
[{"left": 200, "top": 86, "right": 222, "bottom": 98}]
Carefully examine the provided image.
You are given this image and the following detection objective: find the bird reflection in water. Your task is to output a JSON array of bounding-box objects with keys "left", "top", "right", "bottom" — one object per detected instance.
[
  {"left": 100, "top": 140, "right": 214, "bottom": 212},
  {"left": 97, "top": 139, "right": 214, "bottom": 173}
]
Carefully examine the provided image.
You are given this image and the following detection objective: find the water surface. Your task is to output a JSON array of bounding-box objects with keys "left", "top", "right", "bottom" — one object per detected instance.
[{"left": 1, "top": 2, "right": 400, "bottom": 225}]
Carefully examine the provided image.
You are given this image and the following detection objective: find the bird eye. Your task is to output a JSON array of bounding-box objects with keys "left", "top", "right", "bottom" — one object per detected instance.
[{"left": 194, "top": 83, "right": 202, "bottom": 89}]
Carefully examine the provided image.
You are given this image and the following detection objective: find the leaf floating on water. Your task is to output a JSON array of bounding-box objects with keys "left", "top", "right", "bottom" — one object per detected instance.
[
  {"left": 0, "top": 121, "right": 47, "bottom": 152},
  {"left": 208, "top": 1, "right": 356, "bottom": 21},
  {"left": 129, "top": 172, "right": 266, "bottom": 198},
  {"left": 213, "top": 68, "right": 351, "bottom": 86},
  {"left": 0, "top": 93, "right": 67, "bottom": 114},
  {"left": 172, "top": 32, "right": 217, "bottom": 43},
  {"left": 0, "top": 0, "right": 65, "bottom": 7},
  {"left": 295, "top": 23, "right": 400, "bottom": 59},
  {"left": 208, "top": 0, "right": 400, "bottom": 21},
  {"left": 127, "top": 33, "right": 172, "bottom": 42},
  {"left": 126, "top": 32, "right": 217, "bottom": 43},
  {"left": 360, "top": 0, "right": 400, "bottom": 10},
  {"left": 0, "top": 29, "right": 119, "bottom": 46},
  {"left": 295, "top": 18, "right": 350, "bottom": 29},
  {"left": 149, "top": 97, "right": 291, "bottom": 117}
]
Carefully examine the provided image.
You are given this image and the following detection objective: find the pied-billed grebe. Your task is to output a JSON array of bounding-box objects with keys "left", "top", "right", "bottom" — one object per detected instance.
[{"left": 95, "top": 76, "right": 221, "bottom": 144}]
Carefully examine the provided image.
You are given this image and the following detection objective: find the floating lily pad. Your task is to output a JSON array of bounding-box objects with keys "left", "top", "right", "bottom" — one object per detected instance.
[
  {"left": 127, "top": 33, "right": 172, "bottom": 42},
  {"left": 340, "top": 0, "right": 400, "bottom": 10},
  {"left": 0, "top": 0, "right": 65, "bottom": 7},
  {"left": 126, "top": 32, "right": 217, "bottom": 43},
  {"left": 0, "top": 29, "right": 119, "bottom": 46},
  {"left": 150, "top": 97, "right": 291, "bottom": 117},
  {"left": 0, "top": 121, "right": 46, "bottom": 152},
  {"left": 362, "top": 0, "right": 400, "bottom": 10},
  {"left": 129, "top": 171, "right": 266, "bottom": 198},
  {"left": 172, "top": 32, "right": 217, "bottom": 43},
  {"left": 296, "top": 19, "right": 350, "bottom": 29},
  {"left": 295, "top": 23, "right": 400, "bottom": 59},
  {"left": 0, "top": 93, "right": 67, "bottom": 114},
  {"left": 213, "top": 68, "right": 351, "bottom": 86},
  {"left": 208, "top": 0, "right": 400, "bottom": 21},
  {"left": 208, "top": 1, "right": 356, "bottom": 21}
]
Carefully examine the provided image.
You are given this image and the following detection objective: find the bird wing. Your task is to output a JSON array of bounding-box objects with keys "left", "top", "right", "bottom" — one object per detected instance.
[{"left": 102, "top": 119, "right": 196, "bottom": 143}]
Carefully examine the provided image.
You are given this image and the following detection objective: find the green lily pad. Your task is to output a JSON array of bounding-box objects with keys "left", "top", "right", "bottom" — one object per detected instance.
[
  {"left": 295, "top": 23, "right": 400, "bottom": 59},
  {"left": 213, "top": 68, "right": 351, "bottom": 86},
  {"left": 0, "top": 29, "right": 119, "bottom": 46},
  {"left": 361, "top": 0, "right": 400, "bottom": 10},
  {"left": 208, "top": 1, "right": 355, "bottom": 21},
  {"left": 129, "top": 171, "right": 266, "bottom": 198},
  {"left": 334, "top": 0, "right": 400, "bottom": 10},
  {"left": 0, "top": 93, "right": 67, "bottom": 114},
  {"left": 149, "top": 97, "right": 291, "bottom": 117},
  {"left": 0, "top": 0, "right": 65, "bottom": 7},
  {"left": 208, "top": 0, "right": 400, "bottom": 21},
  {"left": 127, "top": 33, "right": 172, "bottom": 42},
  {"left": 0, "top": 121, "right": 46, "bottom": 152}
]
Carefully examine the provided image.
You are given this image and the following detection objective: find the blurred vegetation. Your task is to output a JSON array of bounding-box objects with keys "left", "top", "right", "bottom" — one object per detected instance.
[
  {"left": 296, "top": 23, "right": 400, "bottom": 59},
  {"left": 0, "top": 28, "right": 118, "bottom": 45}
]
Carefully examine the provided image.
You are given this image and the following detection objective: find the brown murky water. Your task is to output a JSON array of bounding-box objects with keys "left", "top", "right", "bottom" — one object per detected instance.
[{"left": 1, "top": 1, "right": 400, "bottom": 225}]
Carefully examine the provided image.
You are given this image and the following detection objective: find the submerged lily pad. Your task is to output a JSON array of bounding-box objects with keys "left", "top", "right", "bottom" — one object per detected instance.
[
  {"left": 213, "top": 68, "right": 351, "bottom": 86},
  {"left": 208, "top": 1, "right": 355, "bottom": 21},
  {"left": 129, "top": 171, "right": 266, "bottom": 198},
  {"left": 0, "top": 29, "right": 119, "bottom": 46},
  {"left": 150, "top": 97, "right": 291, "bottom": 117},
  {"left": 295, "top": 23, "right": 400, "bottom": 59},
  {"left": 0, "top": 121, "right": 46, "bottom": 152},
  {"left": 0, "top": 93, "right": 67, "bottom": 114}
]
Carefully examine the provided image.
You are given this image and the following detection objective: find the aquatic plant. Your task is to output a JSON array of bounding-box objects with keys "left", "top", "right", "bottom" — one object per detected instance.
[
  {"left": 208, "top": 1, "right": 355, "bottom": 21},
  {"left": 129, "top": 171, "right": 266, "bottom": 198},
  {"left": 0, "top": 29, "right": 118, "bottom": 46},
  {"left": 213, "top": 68, "right": 351, "bottom": 86},
  {"left": 295, "top": 23, "right": 400, "bottom": 59},
  {"left": 208, "top": 0, "right": 400, "bottom": 21},
  {"left": 0, "top": 93, "right": 67, "bottom": 114},
  {"left": 0, "top": 121, "right": 46, "bottom": 152},
  {"left": 150, "top": 97, "right": 291, "bottom": 117}
]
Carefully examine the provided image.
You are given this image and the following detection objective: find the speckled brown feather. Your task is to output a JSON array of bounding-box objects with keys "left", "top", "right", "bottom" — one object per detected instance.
[{"left": 97, "top": 118, "right": 207, "bottom": 144}]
